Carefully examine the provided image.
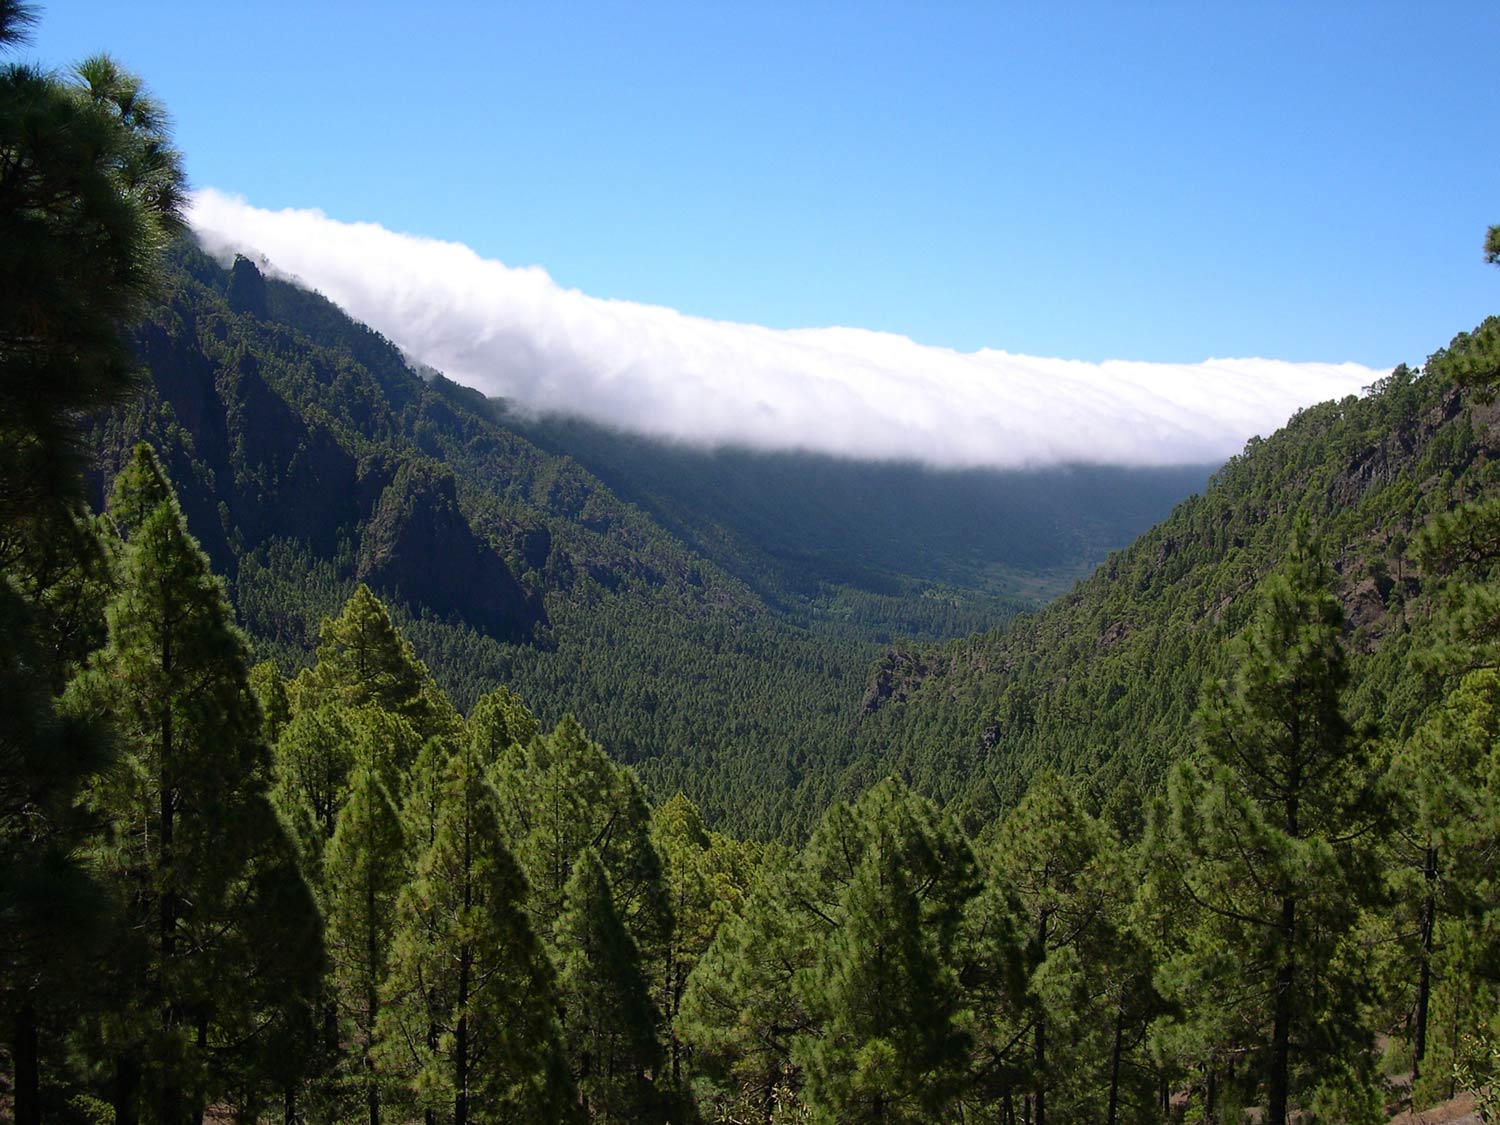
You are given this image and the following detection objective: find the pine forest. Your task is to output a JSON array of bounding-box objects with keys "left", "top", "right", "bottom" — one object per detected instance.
[{"left": 2, "top": 5, "right": 1498, "bottom": 1123}]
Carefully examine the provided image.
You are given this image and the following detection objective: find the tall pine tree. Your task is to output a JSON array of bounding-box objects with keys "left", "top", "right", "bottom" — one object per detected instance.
[
  {"left": 324, "top": 759, "right": 405, "bottom": 1125},
  {"left": 378, "top": 733, "right": 575, "bottom": 1124},
  {"left": 1145, "top": 529, "right": 1383, "bottom": 1124},
  {"left": 680, "top": 778, "right": 979, "bottom": 1123},
  {"left": 67, "top": 444, "right": 321, "bottom": 1124},
  {"left": 295, "top": 584, "right": 455, "bottom": 742},
  {"left": 554, "top": 848, "right": 665, "bottom": 1123}
]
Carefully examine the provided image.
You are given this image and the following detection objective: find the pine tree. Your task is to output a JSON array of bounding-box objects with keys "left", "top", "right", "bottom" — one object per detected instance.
[
  {"left": 650, "top": 793, "right": 759, "bottom": 1087},
  {"left": 378, "top": 734, "right": 575, "bottom": 1124},
  {"left": 324, "top": 761, "right": 405, "bottom": 1125},
  {"left": 0, "top": 576, "right": 111, "bottom": 1125},
  {"left": 1145, "top": 530, "right": 1382, "bottom": 1125},
  {"left": 957, "top": 865, "right": 1030, "bottom": 1123},
  {"left": 1385, "top": 669, "right": 1500, "bottom": 1101},
  {"left": 554, "top": 849, "right": 665, "bottom": 1122},
  {"left": 680, "top": 778, "right": 979, "bottom": 1123},
  {"left": 271, "top": 704, "right": 356, "bottom": 863},
  {"left": 295, "top": 584, "right": 455, "bottom": 741},
  {"left": 986, "top": 773, "right": 1121, "bottom": 1125},
  {"left": 495, "top": 715, "right": 672, "bottom": 989},
  {"left": 399, "top": 733, "right": 453, "bottom": 859},
  {"left": 66, "top": 444, "right": 322, "bottom": 1124},
  {"left": 0, "top": 17, "right": 186, "bottom": 553},
  {"left": 465, "top": 684, "right": 540, "bottom": 770},
  {"left": 795, "top": 780, "right": 980, "bottom": 1124},
  {"left": 249, "top": 660, "right": 292, "bottom": 746},
  {"left": 675, "top": 847, "right": 814, "bottom": 1122}
]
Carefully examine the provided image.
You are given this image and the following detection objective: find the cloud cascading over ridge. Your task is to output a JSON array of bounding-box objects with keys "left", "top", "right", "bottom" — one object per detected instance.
[{"left": 188, "top": 189, "right": 1383, "bottom": 470}]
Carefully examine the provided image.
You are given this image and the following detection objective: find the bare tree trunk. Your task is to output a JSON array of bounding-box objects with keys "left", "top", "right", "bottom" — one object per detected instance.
[
  {"left": 1106, "top": 1007, "right": 1124, "bottom": 1125},
  {"left": 1413, "top": 846, "right": 1437, "bottom": 1081},
  {"left": 1267, "top": 895, "right": 1296, "bottom": 1125},
  {"left": 115, "top": 1054, "right": 141, "bottom": 1125},
  {"left": 159, "top": 636, "right": 181, "bottom": 1125},
  {"left": 1034, "top": 910, "right": 1048, "bottom": 1125}
]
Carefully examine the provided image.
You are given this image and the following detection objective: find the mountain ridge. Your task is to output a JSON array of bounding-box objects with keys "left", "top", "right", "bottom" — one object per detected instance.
[
  {"left": 98, "top": 238, "right": 1470, "bottom": 840},
  {"left": 89, "top": 241, "right": 1193, "bottom": 836}
]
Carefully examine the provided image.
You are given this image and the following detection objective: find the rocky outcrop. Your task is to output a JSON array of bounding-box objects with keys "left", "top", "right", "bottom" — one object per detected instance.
[
  {"left": 861, "top": 647, "right": 932, "bottom": 715},
  {"left": 357, "top": 460, "right": 544, "bottom": 641},
  {"left": 226, "top": 255, "right": 268, "bottom": 319}
]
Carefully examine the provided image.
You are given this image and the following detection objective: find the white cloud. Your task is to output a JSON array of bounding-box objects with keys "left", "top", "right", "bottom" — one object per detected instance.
[{"left": 188, "top": 189, "right": 1383, "bottom": 470}]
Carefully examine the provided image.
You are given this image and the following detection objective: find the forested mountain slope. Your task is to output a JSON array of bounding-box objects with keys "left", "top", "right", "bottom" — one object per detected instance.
[
  {"left": 507, "top": 410, "right": 1211, "bottom": 607},
  {"left": 92, "top": 241, "right": 1186, "bottom": 838},
  {"left": 88, "top": 244, "right": 865, "bottom": 836},
  {"left": 98, "top": 241, "right": 1486, "bottom": 843},
  {"left": 848, "top": 357, "right": 1492, "bottom": 831}
]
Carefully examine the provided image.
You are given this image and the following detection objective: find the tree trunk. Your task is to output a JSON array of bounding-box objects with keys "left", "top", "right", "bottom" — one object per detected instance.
[
  {"left": 159, "top": 634, "right": 181, "bottom": 1125},
  {"left": 115, "top": 1054, "right": 141, "bottom": 1125},
  {"left": 424, "top": 1023, "right": 438, "bottom": 1125},
  {"left": 1033, "top": 909, "right": 1048, "bottom": 1125},
  {"left": 284, "top": 1083, "right": 297, "bottom": 1125},
  {"left": 454, "top": 1008, "right": 469, "bottom": 1125},
  {"left": 12, "top": 998, "right": 39, "bottom": 1125},
  {"left": 1413, "top": 846, "right": 1437, "bottom": 1081},
  {"left": 1267, "top": 894, "right": 1296, "bottom": 1125},
  {"left": 454, "top": 805, "right": 473, "bottom": 1125},
  {"left": 1106, "top": 1006, "right": 1123, "bottom": 1125},
  {"left": 191, "top": 1011, "right": 208, "bottom": 1125},
  {"left": 367, "top": 871, "right": 381, "bottom": 1125}
]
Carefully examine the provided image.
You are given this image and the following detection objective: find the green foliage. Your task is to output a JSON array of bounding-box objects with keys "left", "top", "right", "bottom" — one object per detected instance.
[
  {"left": 323, "top": 760, "right": 405, "bottom": 1123},
  {"left": 465, "top": 683, "right": 540, "bottom": 768},
  {"left": 95, "top": 242, "right": 1174, "bottom": 839},
  {"left": 295, "top": 583, "right": 456, "bottom": 741},
  {"left": 680, "top": 779, "right": 981, "bottom": 1122},
  {"left": 378, "top": 736, "right": 575, "bottom": 1123},
  {"left": 271, "top": 704, "right": 355, "bottom": 866},
  {"left": 68, "top": 444, "right": 320, "bottom": 1121},
  {"left": 1144, "top": 535, "right": 1383, "bottom": 1123},
  {"left": 248, "top": 659, "right": 291, "bottom": 744},
  {"left": 0, "top": 37, "right": 184, "bottom": 492},
  {"left": 0, "top": 571, "right": 112, "bottom": 1121},
  {"left": 852, "top": 357, "right": 1469, "bottom": 836},
  {"left": 554, "top": 848, "right": 666, "bottom": 1122},
  {"left": 986, "top": 773, "right": 1157, "bottom": 1122},
  {"left": 1452, "top": 1020, "right": 1500, "bottom": 1122},
  {"left": 10, "top": 21, "right": 1500, "bottom": 1115},
  {"left": 495, "top": 715, "right": 673, "bottom": 972},
  {"left": 651, "top": 793, "right": 761, "bottom": 1087},
  {"left": 1427, "top": 316, "right": 1500, "bottom": 397}
]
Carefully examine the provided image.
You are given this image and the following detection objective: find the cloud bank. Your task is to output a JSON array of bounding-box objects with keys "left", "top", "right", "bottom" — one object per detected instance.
[{"left": 188, "top": 189, "right": 1382, "bottom": 470}]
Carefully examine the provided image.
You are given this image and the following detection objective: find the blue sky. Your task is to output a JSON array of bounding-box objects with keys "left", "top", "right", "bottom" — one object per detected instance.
[{"left": 33, "top": 1, "right": 1498, "bottom": 370}]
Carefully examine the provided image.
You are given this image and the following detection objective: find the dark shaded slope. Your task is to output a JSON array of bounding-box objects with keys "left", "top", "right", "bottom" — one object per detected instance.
[
  {"left": 508, "top": 411, "right": 1212, "bottom": 608},
  {"left": 90, "top": 244, "right": 884, "bottom": 836}
]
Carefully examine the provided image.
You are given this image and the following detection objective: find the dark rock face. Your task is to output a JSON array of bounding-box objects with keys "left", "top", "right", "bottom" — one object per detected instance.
[
  {"left": 226, "top": 255, "right": 268, "bottom": 319},
  {"left": 861, "top": 646, "right": 931, "bottom": 715},
  {"left": 357, "top": 460, "right": 544, "bottom": 641},
  {"left": 218, "top": 349, "right": 363, "bottom": 555},
  {"left": 108, "top": 247, "right": 547, "bottom": 652},
  {"left": 136, "top": 319, "right": 363, "bottom": 567}
]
